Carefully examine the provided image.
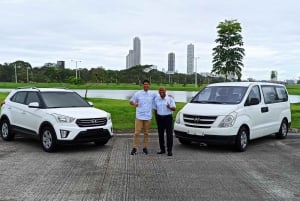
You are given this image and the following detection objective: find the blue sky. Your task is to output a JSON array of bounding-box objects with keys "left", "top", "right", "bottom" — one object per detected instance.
[{"left": 0, "top": 0, "right": 299, "bottom": 81}]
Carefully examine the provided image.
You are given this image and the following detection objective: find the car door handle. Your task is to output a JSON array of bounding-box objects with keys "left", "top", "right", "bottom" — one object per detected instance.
[{"left": 261, "top": 107, "right": 268, "bottom": 113}]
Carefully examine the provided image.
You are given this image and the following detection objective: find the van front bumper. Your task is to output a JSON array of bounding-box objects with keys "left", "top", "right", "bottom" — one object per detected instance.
[{"left": 174, "top": 130, "right": 236, "bottom": 145}]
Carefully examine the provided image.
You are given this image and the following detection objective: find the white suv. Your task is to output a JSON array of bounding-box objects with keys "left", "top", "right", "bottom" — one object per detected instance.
[{"left": 0, "top": 88, "right": 113, "bottom": 152}]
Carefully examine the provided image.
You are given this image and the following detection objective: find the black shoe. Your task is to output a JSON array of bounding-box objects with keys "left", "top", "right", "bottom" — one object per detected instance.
[
  {"left": 131, "top": 148, "right": 137, "bottom": 155},
  {"left": 167, "top": 152, "right": 173, "bottom": 156},
  {"left": 157, "top": 150, "right": 166, "bottom": 154},
  {"left": 142, "top": 148, "right": 148, "bottom": 155}
]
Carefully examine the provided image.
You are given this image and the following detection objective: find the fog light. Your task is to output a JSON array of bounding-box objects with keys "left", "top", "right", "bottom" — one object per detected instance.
[{"left": 60, "top": 130, "right": 70, "bottom": 138}]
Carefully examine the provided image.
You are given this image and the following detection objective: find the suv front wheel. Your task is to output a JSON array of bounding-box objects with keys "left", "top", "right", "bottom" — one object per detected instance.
[
  {"left": 0, "top": 119, "right": 15, "bottom": 141},
  {"left": 41, "top": 126, "right": 57, "bottom": 152}
]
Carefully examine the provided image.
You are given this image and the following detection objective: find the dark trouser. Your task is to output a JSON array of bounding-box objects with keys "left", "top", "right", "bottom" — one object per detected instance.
[{"left": 156, "top": 114, "right": 173, "bottom": 152}]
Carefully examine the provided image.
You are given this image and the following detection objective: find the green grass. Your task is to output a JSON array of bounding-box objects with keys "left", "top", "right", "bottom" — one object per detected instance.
[
  {"left": 0, "top": 82, "right": 203, "bottom": 91},
  {"left": 2, "top": 81, "right": 300, "bottom": 93}
]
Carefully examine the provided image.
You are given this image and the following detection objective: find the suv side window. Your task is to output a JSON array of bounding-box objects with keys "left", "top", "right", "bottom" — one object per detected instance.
[
  {"left": 25, "top": 92, "right": 40, "bottom": 105},
  {"left": 10, "top": 91, "right": 27, "bottom": 104}
]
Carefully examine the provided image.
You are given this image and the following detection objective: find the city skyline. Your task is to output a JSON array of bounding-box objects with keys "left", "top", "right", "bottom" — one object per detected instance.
[{"left": 0, "top": 0, "right": 299, "bottom": 81}]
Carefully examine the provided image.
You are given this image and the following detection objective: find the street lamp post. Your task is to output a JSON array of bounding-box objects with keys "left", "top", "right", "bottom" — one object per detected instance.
[
  {"left": 14, "top": 64, "right": 18, "bottom": 84},
  {"left": 71, "top": 60, "right": 82, "bottom": 81},
  {"left": 194, "top": 56, "right": 200, "bottom": 87},
  {"left": 27, "top": 67, "right": 30, "bottom": 83}
]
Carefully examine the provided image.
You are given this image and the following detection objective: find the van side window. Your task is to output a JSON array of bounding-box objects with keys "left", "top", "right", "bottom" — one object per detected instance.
[
  {"left": 262, "top": 85, "right": 288, "bottom": 104},
  {"left": 246, "top": 85, "right": 261, "bottom": 105}
]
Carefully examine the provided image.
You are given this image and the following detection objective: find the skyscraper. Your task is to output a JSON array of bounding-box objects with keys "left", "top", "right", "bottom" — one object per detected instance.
[
  {"left": 133, "top": 37, "right": 141, "bottom": 66},
  {"left": 168, "top": 52, "right": 175, "bottom": 72},
  {"left": 126, "top": 37, "right": 141, "bottom": 68},
  {"left": 187, "top": 44, "right": 194, "bottom": 74}
]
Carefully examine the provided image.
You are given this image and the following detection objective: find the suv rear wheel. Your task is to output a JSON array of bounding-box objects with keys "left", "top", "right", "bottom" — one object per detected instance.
[
  {"left": 0, "top": 119, "right": 15, "bottom": 141},
  {"left": 41, "top": 126, "right": 57, "bottom": 152}
]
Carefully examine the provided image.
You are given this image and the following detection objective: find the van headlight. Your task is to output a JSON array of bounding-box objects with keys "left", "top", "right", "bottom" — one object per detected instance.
[
  {"left": 175, "top": 112, "right": 181, "bottom": 124},
  {"left": 52, "top": 113, "right": 75, "bottom": 123},
  {"left": 218, "top": 112, "right": 237, "bottom": 127}
]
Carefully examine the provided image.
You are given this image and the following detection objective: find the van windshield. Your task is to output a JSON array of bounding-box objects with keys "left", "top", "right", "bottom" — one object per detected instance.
[{"left": 191, "top": 86, "right": 248, "bottom": 104}]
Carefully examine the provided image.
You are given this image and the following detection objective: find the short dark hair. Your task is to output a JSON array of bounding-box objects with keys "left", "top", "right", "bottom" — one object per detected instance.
[{"left": 142, "top": 79, "right": 150, "bottom": 84}]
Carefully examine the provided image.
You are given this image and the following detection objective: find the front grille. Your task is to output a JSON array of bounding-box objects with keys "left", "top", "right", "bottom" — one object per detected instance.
[
  {"left": 74, "top": 129, "right": 111, "bottom": 142},
  {"left": 76, "top": 118, "right": 107, "bottom": 127},
  {"left": 183, "top": 114, "right": 217, "bottom": 128}
]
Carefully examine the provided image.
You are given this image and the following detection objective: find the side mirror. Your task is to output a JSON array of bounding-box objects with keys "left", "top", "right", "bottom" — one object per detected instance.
[
  {"left": 28, "top": 102, "right": 40, "bottom": 108},
  {"left": 245, "top": 97, "right": 259, "bottom": 106}
]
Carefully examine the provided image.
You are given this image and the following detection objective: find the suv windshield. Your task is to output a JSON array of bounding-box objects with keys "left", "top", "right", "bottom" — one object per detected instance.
[
  {"left": 191, "top": 86, "right": 248, "bottom": 104},
  {"left": 40, "top": 92, "right": 91, "bottom": 108}
]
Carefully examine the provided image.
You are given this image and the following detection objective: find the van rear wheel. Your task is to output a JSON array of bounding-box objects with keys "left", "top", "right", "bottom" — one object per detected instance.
[
  {"left": 275, "top": 120, "right": 288, "bottom": 139},
  {"left": 235, "top": 126, "right": 248, "bottom": 152}
]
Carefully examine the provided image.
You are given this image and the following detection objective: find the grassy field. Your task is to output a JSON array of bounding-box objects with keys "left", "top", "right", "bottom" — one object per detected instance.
[{"left": 1, "top": 81, "right": 300, "bottom": 94}]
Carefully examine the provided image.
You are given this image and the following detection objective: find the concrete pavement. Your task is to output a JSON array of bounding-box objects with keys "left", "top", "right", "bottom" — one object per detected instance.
[{"left": 0, "top": 133, "right": 300, "bottom": 201}]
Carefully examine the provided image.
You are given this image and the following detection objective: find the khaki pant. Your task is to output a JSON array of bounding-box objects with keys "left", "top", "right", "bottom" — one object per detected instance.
[{"left": 133, "top": 118, "right": 151, "bottom": 149}]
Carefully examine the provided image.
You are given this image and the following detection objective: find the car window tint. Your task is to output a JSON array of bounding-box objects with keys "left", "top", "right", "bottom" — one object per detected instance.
[
  {"left": 11, "top": 91, "right": 27, "bottom": 104},
  {"left": 25, "top": 92, "right": 40, "bottom": 105},
  {"left": 40, "top": 92, "right": 90, "bottom": 108}
]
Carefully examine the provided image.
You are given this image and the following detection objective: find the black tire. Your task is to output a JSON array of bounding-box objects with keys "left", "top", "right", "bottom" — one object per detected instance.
[
  {"left": 275, "top": 120, "right": 288, "bottom": 139},
  {"left": 94, "top": 139, "right": 109, "bottom": 146},
  {"left": 40, "top": 126, "right": 57, "bottom": 152},
  {"left": 0, "top": 119, "right": 15, "bottom": 141},
  {"left": 178, "top": 138, "right": 192, "bottom": 145},
  {"left": 235, "top": 126, "right": 248, "bottom": 152}
]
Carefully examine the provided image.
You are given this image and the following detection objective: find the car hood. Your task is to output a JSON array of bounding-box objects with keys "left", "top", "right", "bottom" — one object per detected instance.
[
  {"left": 180, "top": 103, "right": 238, "bottom": 116},
  {"left": 46, "top": 107, "right": 109, "bottom": 118}
]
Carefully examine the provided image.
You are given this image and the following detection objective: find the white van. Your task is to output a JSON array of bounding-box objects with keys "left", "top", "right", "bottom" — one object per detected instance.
[{"left": 174, "top": 82, "right": 291, "bottom": 151}]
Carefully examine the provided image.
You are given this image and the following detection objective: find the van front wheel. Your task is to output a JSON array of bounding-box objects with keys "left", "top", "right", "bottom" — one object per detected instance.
[
  {"left": 235, "top": 127, "right": 248, "bottom": 152},
  {"left": 275, "top": 120, "right": 288, "bottom": 139}
]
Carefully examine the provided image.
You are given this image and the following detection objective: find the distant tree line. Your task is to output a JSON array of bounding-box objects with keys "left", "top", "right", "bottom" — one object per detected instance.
[{"left": 0, "top": 61, "right": 226, "bottom": 85}]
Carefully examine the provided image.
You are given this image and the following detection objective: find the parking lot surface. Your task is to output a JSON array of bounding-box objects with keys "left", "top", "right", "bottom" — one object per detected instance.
[{"left": 0, "top": 133, "right": 300, "bottom": 201}]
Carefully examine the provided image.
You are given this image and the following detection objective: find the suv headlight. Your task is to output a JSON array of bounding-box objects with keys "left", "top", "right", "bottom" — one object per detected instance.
[
  {"left": 107, "top": 113, "right": 111, "bottom": 121},
  {"left": 52, "top": 113, "right": 75, "bottom": 123},
  {"left": 218, "top": 112, "right": 237, "bottom": 127}
]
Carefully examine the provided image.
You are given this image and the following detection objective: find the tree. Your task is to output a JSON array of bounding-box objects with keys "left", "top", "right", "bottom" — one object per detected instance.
[{"left": 211, "top": 19, "right": 245, "bottom": 81}]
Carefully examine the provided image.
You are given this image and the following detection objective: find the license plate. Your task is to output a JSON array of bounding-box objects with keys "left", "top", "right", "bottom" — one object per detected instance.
[{"left": 188, "top": 129, "right": 204, "bottom": 136}]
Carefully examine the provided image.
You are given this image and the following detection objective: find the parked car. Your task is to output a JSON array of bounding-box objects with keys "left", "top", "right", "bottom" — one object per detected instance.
[
  {"left": 0, "top": 87, "right": 113, "bottom": 152},
  {"left": 174, "top": 82, "right": 291, "bottom": 151}
]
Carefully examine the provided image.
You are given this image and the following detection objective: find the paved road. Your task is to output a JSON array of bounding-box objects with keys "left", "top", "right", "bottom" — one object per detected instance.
[{"left": 0, "top": 133, "right": 300, "bottom": 201}]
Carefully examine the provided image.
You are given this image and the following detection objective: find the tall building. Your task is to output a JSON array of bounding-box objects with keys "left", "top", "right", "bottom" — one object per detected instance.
[
  {"left": 168, "top": 52, "right": 175, "bottom": 72},
  {"left": 126, "top": 37, "right": 141, "bottom": 68},
  {"left": 57, "top": 61, "right": 65, "bottom": 68},
  {"left": 133, "top": 37, "right": 141, "bottom": 66},
  {"left": 187, "top": 44, "right": 194, "bottom": 74}
]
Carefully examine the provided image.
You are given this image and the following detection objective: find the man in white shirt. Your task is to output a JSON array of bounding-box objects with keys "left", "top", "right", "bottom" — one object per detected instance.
[
  {"left": 129, "top": 80, "right": 156, "bottom": 155},
  {"left": 153, "top": 87, "right": 176, "bottom": 156}
]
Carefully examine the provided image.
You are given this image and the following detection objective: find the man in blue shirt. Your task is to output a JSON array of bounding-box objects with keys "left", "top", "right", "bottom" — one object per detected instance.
[
  {"left": 153, "top": 87, "right": 176, "bottom": 156},
  {"left": 129, "top": 80, "right": 156, "bottom": 155}
]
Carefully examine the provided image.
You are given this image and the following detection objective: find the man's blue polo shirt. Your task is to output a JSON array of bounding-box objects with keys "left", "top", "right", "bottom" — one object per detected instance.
[{"left": 130, "top": 90, "right": 157, "bottom": 120}]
